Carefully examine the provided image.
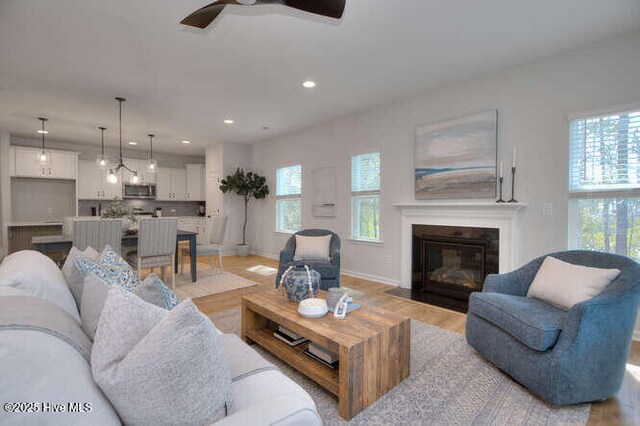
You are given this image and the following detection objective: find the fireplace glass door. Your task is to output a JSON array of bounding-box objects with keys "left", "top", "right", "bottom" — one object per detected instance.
[{"left": 423, "top": 240, "right": 485, "bottom": 291}]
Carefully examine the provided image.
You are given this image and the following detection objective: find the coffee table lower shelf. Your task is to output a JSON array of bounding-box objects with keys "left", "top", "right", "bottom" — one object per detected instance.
[{"left": 244, "top": 328, "right": 339, "bottom": 396}]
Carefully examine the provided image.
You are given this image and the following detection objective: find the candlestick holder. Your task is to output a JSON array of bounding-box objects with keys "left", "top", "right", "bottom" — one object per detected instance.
[
  {"left": 508, "top": 166, "right": 518, "bottom": 203},
  {"left": 496, "top": 176, "right": 505, "bottom": 203}
]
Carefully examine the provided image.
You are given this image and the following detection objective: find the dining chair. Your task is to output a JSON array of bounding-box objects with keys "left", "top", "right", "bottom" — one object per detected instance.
[
  {"left": 127, "top": 218, "right": 178, "bottom": 289},
  {"left": 180, "top": 216, "right": 228, "bottom": 275},
  {"left": 73, "top": 219, "right": 122, "bottom": 253}
]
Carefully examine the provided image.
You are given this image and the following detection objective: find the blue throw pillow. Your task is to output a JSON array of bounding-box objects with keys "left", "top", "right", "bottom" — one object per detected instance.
[
  {"left": 134, "top": 273, "right": 180, "bottom": 310},
  {"left": 74, "top": 245, "right": 142, "bottom": 292}
]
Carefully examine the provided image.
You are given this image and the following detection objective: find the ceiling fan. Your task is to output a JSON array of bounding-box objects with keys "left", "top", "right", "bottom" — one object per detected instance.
[{"left": 180, "top": 0, "right": 346, "bottom": 29}]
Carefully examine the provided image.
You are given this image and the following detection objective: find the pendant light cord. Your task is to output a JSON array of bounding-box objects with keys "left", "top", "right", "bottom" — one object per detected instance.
[
  {"left": 117, "top": 98, "right": 124, "bottom": 164},
  {"left": 39, "top": 117, "right": 47, "bottom": 150},
  {"left": 99, "top": 127, "right": 106, "bottom": 156}
]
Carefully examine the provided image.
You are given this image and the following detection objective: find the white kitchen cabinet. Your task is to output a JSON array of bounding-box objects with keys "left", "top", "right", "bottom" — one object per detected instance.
[
  {"left": 78, "top": 160, "right": 122, "bottom": 200},
  {"left": 178, "top": 217, "right": 209, "bottom": 243},
  {"left": 157, "top": 167, "right": 188, "bottom": 201},
  {"left": 11, "top": 147, "right": 77, "bottom": 180},
  {"left": 186, "top": 164, "right": 205, "bottom": 201},
  {"left": 156, "top": 168, "right": 173, "bottom": 200},
  {"left": 172, "top": 169, "right": 187, "bottom": 200}
]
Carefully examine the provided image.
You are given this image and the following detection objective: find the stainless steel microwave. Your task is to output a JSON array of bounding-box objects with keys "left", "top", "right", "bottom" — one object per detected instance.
[{"left": 123, "top": 184, "right": 157, "bottom": 199}]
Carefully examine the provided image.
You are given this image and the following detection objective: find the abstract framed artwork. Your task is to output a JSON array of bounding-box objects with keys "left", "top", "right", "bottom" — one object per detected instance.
[{"left": 414, "top": 110, "right": 497, "bottom": 200}]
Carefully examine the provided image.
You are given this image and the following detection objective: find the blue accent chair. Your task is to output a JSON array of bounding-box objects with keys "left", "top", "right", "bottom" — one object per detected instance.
[
  {"left": 466, "top": 250, "right": 640, "bottom": 406},
  {"left": 276, "top": 229, "right": 341, "bottom": 290}
]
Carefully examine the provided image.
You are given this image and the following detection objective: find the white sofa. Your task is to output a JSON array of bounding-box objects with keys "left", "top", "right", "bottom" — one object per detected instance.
[{"left": 0, "top": 250, "right": 321, "bottom": 425}]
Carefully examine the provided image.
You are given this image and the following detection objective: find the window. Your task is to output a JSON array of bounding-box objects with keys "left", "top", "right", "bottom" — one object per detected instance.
[
  {"left": 568, "top": 108, "right": 640, "bottom": 261},
  {"left": 275, "top": 164, "right": 302, "bottom": 233},
  {"left": 351, "top": 152, "right": 381, "bottom": 241}
]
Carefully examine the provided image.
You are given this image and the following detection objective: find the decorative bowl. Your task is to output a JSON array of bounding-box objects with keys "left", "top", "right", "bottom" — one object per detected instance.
[{"left": 298, "top": 298, "right": 328, "bottom": 319}]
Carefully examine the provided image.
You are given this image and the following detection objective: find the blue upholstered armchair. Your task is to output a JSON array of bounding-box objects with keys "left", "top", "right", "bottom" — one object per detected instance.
[
  {"left": 276, "top": 229, "right": 341, "bottom": 290},
  {"left": 466, "top": 250, "right": 640, "bottom": 406}
]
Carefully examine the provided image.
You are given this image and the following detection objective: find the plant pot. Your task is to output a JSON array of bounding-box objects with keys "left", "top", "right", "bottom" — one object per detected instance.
[{"left": 237, "top": 244, "right": 251, "bottom": 257}]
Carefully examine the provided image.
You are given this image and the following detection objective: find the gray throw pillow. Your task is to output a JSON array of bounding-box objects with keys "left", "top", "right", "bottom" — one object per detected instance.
[
  {"left": 62, "top": 246, "right": 100, "bottom": 306},
  {"left": 91, "top": 286, "right": 233, "bottom": 425},
  {"left": 80, "top": 272, "right": 111, "bottom": 340},
  {"left": 134, "top": 273, "right": 180, "bottom": 310}
]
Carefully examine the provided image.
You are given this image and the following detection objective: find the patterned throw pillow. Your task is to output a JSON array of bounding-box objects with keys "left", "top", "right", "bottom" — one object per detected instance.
[
  {"left": 134, "top": 273, "right": 180, "bottom": 310},
  {"left": 74, "top": 245, "right": 142, "bottom": 292}
]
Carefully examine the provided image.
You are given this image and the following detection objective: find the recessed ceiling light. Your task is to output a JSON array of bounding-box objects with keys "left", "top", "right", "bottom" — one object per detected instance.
[
  {"left": 224, "top": 119, "right": 234, "bottom": 124},
  {"left": 181, "top": 140, "right": 191, "bottom": 144},
  {"left": 37, "top": 130, "right": 49, "bottom": 134},
  {"left": 302, "top": 80, "right": 316, "bottom": 89},
  {"left": 128, "top": 141, "right": 138, "bottom": 146}
]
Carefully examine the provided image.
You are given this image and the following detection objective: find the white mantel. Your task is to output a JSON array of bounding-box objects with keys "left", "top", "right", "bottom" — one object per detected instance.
[{"left": 394, "top": 201, "right": 526, "bottom": 289}]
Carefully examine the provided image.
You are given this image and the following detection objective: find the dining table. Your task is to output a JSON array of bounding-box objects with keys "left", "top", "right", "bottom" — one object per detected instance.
[{"left": 31, "top": 229, "right": 199, "bottom": 282}]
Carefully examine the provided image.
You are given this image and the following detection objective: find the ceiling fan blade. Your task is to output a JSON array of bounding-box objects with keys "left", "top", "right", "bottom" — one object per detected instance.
[
  {"left": 180, "top": 1, "right": 239, "bottom": 28},
  {"left": 279, "top": 0, "right": 346, "bottom": 19}
]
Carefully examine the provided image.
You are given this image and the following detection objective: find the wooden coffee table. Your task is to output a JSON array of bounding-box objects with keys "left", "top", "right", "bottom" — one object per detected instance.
[{"left": 241, "top": 291, "right": 410, "bottom": 420}]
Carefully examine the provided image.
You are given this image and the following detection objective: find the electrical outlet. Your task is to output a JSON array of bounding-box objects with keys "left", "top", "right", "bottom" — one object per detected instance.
[{"left": 542, "top": 202, "right": 553, "bottom": 216}]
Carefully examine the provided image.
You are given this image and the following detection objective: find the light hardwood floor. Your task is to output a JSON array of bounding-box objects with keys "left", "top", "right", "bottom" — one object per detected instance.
[{"left": 184, "top": 254, "right": 639, "bottom": 426}]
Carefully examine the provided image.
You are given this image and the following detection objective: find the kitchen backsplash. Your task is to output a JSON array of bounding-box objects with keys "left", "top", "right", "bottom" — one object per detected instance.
[{"left": 78, "top": 199, "right": 206, "bottom": 217}]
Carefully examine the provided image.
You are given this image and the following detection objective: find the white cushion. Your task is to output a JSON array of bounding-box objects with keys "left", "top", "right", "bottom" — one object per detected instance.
[
  {"left": 79, "top": 273, "right": 111, "bottom": 340},
  {"left": 0, "top": 250, "right": 80, "bottom": 322},
  {"left": 527, "top": 256, "right": 621, "bottom": 310},
  {"left": 293, "top": 235, "right": 332, "bottom": 261},
  {"left": 62, "top": 246, "right": 100, "bottom": 306},
  {"left": 0, "top": 329, "right": 120, "bottom": 425},
  {"left": 92, "top": 286, "right": 232, "bottom": 425},
  {"left": 220, "top": 369, "right": 321, "bottom": 426}
]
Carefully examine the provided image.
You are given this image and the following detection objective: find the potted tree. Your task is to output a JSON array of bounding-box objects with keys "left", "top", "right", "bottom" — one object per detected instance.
[{"left": 219, "top": 168, "right": 269, "bottom": 257}]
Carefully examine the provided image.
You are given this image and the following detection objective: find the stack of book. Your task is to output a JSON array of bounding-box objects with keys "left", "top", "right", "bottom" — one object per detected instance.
[
  {"left": 304, "top": 342, "right": 339, "bottom": 369},
  {"left": 273, "top": 326, "right": 308, "bottom": 347}
]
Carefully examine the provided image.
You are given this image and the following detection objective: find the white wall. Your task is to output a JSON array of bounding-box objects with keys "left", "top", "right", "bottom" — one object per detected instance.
[
  {"left": 205, "top": 142, "right": 253, "bottom": 254},
  {"left": 249, "top": 31, "right": 640, "bottom": 288},
  {"left": 0, "top": 131, "right": 11, "bottom": 252}
]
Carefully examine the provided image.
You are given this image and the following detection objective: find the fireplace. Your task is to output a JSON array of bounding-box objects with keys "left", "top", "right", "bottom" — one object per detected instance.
[{"left": 412, "top": 224, "right": 499, "bottom": 312}]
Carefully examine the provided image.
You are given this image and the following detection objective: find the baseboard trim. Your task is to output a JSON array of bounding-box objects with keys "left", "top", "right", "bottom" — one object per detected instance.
[
  {"left": 248, "top": 250, "right": 400, "bottom": 287},
  {"left": 340, "top": 269, "right": 400, "bottom": 287}
]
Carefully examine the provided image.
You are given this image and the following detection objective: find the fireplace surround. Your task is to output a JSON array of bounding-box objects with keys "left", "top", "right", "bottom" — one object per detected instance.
[
  {"left": 388, "top": 201, "right": 525, "bottom": 312},
  {"left": 412, "top": 224, "right": 499, "bottom": 312}
]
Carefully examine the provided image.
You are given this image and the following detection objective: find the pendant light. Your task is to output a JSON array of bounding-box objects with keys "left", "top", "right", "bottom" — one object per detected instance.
[
  {"left": 37, "top": 117, "right": 51, "bottom": 166},
  {"left": 147, "top": 133, "right": 158, "bottom": 173},
  {"left": 106, "top": 97, "right": 139, "bottom": 184},
  {"left": 96, "top": 126, "right": 108, "bottom": 169}
]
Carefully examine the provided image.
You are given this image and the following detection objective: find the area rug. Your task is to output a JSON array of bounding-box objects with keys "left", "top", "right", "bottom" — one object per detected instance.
[
  {"left": 246, "top": 265, "right": 279, "bottom": 276},
  {"left": 174, "top": 271, "right": 258, "bottom": 300},
  {"left": 209, "top": 308, "right": 591, "bottom": 425}
]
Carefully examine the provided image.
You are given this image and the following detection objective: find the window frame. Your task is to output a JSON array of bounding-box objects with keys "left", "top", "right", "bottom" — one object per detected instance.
[
  {"left": 350, "top": 150, "right": 382, "bottom": 243},
  {"left": 567, "top": 104, "right": 640, "bottom": 259},
  {"left": 274, "top": 163, "right": 302, "bottom": 234}
]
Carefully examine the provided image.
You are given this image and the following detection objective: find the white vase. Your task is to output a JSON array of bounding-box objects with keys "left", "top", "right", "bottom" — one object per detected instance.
[{"left": 237, "top": 244, "right": 251, "bottom": 257}]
